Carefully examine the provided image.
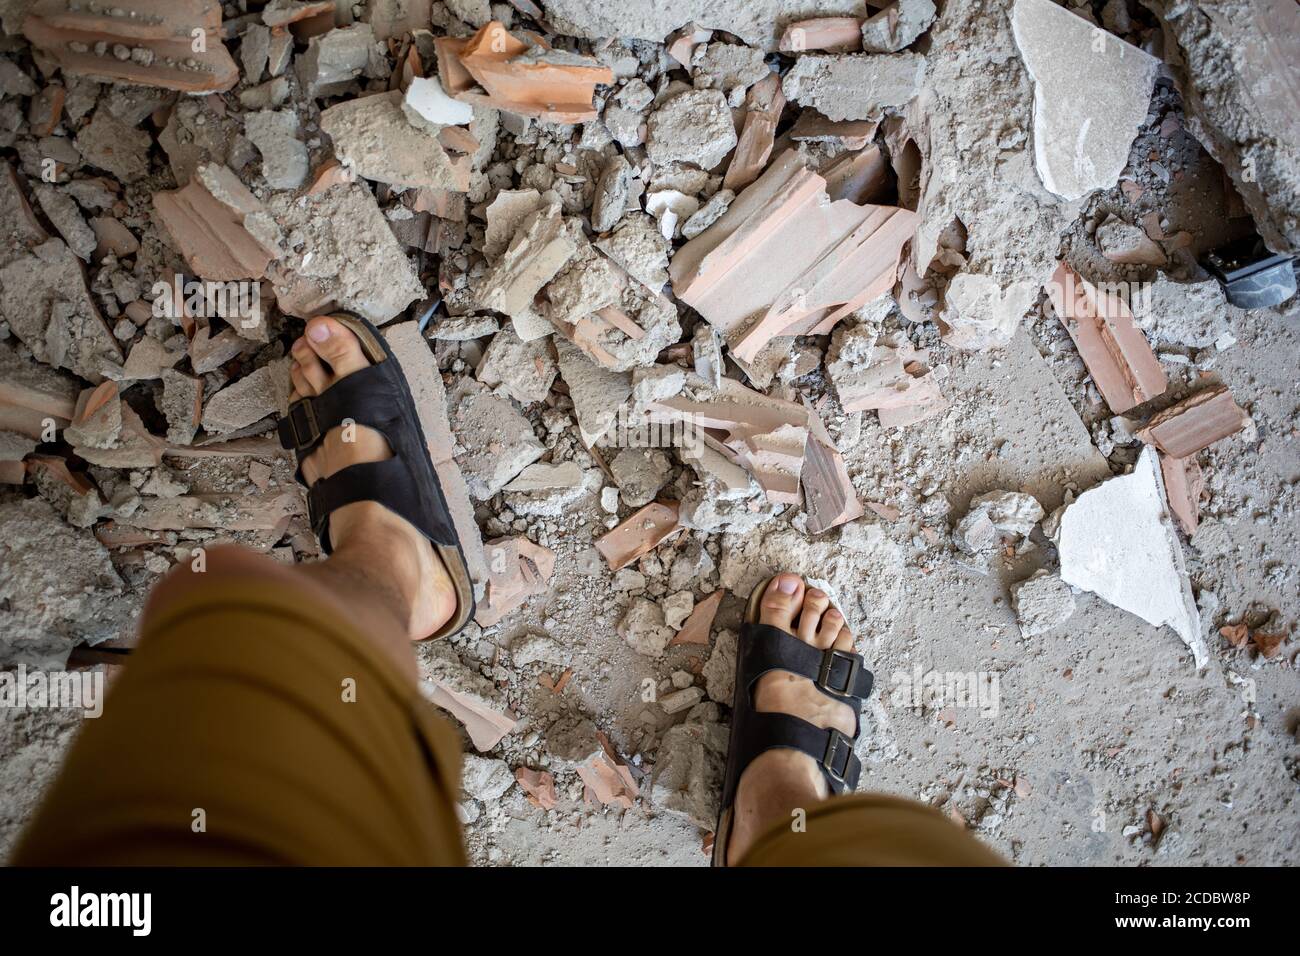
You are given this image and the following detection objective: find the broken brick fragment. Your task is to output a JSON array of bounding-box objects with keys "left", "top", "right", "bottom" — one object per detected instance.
[
  {"left": 778, "top": 16, "right": 863, "bottom": 53},
  {"left": 723, "top": 73, "right": 785, "bottom": 193},
  {"left": 672, "top": 151, "right": 916, "bottom": 363},
  {"left": 153, "top": 164, "right": 280, "bottom": 281},
  {"left": 1158, "top": 452, "right": 1203, "bottom": 537},
  {"left": 648, "top": 379, "right": 809, "bottom": 503},
  {"left": 0, "top": 341, "right": 78, "bottom": 440},
  {"left": 801, "top": 401, "right": 864, "bottom": 534},
  {"left": 1137, "top": 386, "right": 1249, "bottom": 459},
  {"left": 595, "top": 500, "right": 683, "bottom": 571},
  {"left": 476, "top": 536, "right": 556, "bottom": 626},
  {"left": 670, "top": 588, "right": 724, "bottom": 646},
  {"left": 446, "top": 21, "right": 612, "bottom": 123},
  {"left": 514, "top": 768, "right": 558, "bottom": 810},
  {"left": 575, "top": 745, "right": 637, "bottom": 809},
  {"left": 1044, "top": 262, "right": 1166, "bottom": 414},
  {"left": 22, "top": 0, "right": 240, "bottom": 94}
]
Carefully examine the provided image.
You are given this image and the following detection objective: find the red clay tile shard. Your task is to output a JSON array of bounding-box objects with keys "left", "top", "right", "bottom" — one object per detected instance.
[
  {"left": 801, "top": 401, "right": 864, "bottom": 534},
  {"left": 594, "top": 500, "right": 683, "bottom": 570},
  {"left": 665, "top": 23, "right": 712, "bottom": 68},
  {"left": 262, "top": 0, "right": 336, "bottom": 32},
  {"left": 0, "top": 342, "right": 78, "bottom": 439},
  {"left": 2, "top": 161, "right": 48, "bottom": 247},
  {"left": 23, "top": 0, "right": 239, "bottom": 93},
  {"left": 1137, "top": 385, "right": 1248, "bottom": 458},
  {"left": 723, "top": 73, "right": 785, "bottom": 193},
  {"left": 790, "top": 112, "right": 880, "bottom": 152},
  {"left": 576, "top": 749, "right": 637, "bottom": 809},
  {"left": 153, "top": 164, "right": 280, "bottom": 281},
  {"left": 1044, "top": 262, "right": 1166, "bottom": 414},
  {"left": 515, "top": 767, "right": 558, "bottom": 810},
  {"left": 447, "top": 21, "right": 612, "bottom": 123},
  {"left": 670, "top": 589, "right": 724, "bottom": 646},
  {"left": 1158, "top": 452, "right": 1203, "bottom": 536},
  {"left": 476, "top": 535, "right": 556, "bottom": 626},
  {"left": 778, "top": 17, "right": 864, "bottom": 53},
  {"left": 672, "top": 151, "right": 917, "bottom": 363},
  {"left": 424, "top": 681, "right": 516, "bottom": 751},
  {"left": 648, "top": 380, "right": 810, "bottom": 503}
]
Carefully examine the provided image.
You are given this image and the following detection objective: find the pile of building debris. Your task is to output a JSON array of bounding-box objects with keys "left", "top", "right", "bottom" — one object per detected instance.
[{"left": 0, "top": 0, "right": 1296, "bottom": 858}]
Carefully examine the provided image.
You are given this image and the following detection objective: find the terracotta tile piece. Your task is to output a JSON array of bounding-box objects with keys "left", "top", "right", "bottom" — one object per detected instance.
[
  {"left": 778, "top": 17, "right": 864, "bottom": 53},
  {"left": 801, "top": 401, "right": 864, "bottom": 533},
  {"left": 649, "top": 380, "right": 810, "bottom": 503},
  {"left": 594, "top": 500, "right": 682, "bottom": 570},
  {"left": 515, "top": 767, "right": 558, "bottom": 809},
  {"left": 153, "top": 164, "right": 280, "bottom": 281},
  {"left": 476, "top": 535, "right": 557, "bottom": 626},
  {"left": 23, "top": 0, "right": 240, "bottom": 93},
  {"left": 448, "top": 21, "right": 612, "bottom": 123},
  {"left": 670, "top": 589, "right": 724, "bottom": 646},
  {"left": 1158, "top": 452, "right": 1203, "bottom": 536},
  {"left": 1137, "top": 385, "right": 1248, "bottom": 458},
  {"left": 1044, "top": 262, "right": 1166, "bottom": 414},
  {"left": 672, "top": 151, "right": 917, "bottom": 363},
  {"left": 723, "top": 73, "right": 786, "bottom": 193}
]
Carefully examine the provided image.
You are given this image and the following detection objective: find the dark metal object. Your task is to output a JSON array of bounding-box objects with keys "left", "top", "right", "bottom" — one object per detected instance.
[{"left": 1203, "top": 239, "right": 1298, "bottom": 309}]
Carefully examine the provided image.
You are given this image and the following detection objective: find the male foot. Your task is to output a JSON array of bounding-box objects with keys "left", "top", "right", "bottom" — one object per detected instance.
[
  {"left": 725, "top": 573, "right": 858, "bottom": 863},
  {"left": 288, "top": 315, "right": 456, "bottom": 640}
]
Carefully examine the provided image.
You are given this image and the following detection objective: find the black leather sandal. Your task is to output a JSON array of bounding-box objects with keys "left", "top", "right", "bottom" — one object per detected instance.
[
  {"left": 276, "top": 311, "right": 476, "bottom": 641},
  {"left": 712, "top": 576, "right": 874, "bottom": 866}
]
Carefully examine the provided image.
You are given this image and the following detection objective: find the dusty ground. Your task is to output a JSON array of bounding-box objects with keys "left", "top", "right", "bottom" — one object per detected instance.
[
  {"left": 1, "top": 0, "right": 1297, "bottom": 867},
  {"left": 454, "top": 302, "right": 1300, "bottom": 867}
]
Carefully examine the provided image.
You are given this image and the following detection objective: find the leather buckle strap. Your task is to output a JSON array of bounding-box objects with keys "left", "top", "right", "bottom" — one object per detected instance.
[
  {"left": 821, "top": 727, "right": 853, "bottom": 789},
  {"left": 277, "top": 400, "right": 320, "bottom": 452},
  {"left": 817, "top": 648, "right": 861, "bottom": 697}
]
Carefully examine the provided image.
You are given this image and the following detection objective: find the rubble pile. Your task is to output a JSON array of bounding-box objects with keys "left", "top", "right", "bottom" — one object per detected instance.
[{"left": 0, "top": 0, "right": 1296, "bottom": 865}]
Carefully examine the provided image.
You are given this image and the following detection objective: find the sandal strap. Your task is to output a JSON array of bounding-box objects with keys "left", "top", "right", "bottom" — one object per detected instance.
[
  {"left": 277, "top": 363, "right": 403, "bottom": 458},
  {"left": 732, "top": 711, "right": 861, "bottom": 796},
  {"left": 739, "top": 622, "right": 874, "bottom": 703},
  {"left": 306, "top": 457, "right": 420, "bottom": 552}
]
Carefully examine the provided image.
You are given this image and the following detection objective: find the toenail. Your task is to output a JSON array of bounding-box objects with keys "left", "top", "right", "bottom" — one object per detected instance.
[
  {"left": 308, "top": 321, "right": 331, "bottom": 342},
  {"left": 808, "top": 588, "right": 825, "bottom": 600},
  {"left": 776, "top": 576, "right": 798, "bottom": 594},
  {"left": 826, "top": 609, "right": 841, "bottom": 619}
]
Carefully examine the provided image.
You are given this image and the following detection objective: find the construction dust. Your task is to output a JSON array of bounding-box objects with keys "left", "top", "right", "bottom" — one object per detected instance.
[{"left": 0, "top": 0, "right": 1297, "bottom": 866}]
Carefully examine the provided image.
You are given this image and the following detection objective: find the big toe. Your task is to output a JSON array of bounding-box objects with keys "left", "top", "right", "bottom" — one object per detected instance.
[
  {"left": 758, "top": 573, "right": 805, "bottom": 633},
  {"left": 304, "top": 315, "right": 369, "bottom": 377}
]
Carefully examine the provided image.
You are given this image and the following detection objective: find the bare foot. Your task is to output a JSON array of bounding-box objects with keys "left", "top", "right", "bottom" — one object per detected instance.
[
  {"left": 288, "top": 315, "right": 457, "bottom": 640},
  {"left": 725, "top": 573, "right": 858, "bottom": 864}
]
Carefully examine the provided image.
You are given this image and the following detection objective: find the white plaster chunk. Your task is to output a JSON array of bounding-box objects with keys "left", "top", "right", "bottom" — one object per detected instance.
[
  {"left": 404, "top": 74, "right": 475, "bottom": 127},
  {"left": 1057, "top": 447, "right": 1206, "bottom": 668}
]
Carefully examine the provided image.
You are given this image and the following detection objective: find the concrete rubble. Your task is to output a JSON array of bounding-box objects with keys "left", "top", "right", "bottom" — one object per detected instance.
[
  {"left": 954, "top": 490, "right": 1044, "bottom": 555},
  {"left": 1143, "top": 0, "right": 1300, "bottom": 253},
  {"left": 1010, "top": 570, "right": 1076, "bottom": 637},
  {"left": 1012, "top": 0, "right": 1159, "bottom": 200},
  {"left": 0, "top": 0, "right": 1296, "bottom": 868}
]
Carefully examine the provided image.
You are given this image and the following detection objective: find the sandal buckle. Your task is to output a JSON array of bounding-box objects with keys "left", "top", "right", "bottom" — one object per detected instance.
[
  {"left": 817, "top": 648, "right": 860, "bottom": 697},
  {"left": 821, "top": 728, "right": 852, "bottom": 787},
  {"left": 285, "top": 400, "right": 320, "bottom": 451}
]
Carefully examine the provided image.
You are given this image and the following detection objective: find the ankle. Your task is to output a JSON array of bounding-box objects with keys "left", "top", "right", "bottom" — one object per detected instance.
[{"left": 727, "top": 751, "right": 829, "bottom": 863}]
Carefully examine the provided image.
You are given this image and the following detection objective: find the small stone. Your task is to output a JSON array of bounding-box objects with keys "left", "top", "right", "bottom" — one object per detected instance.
[
  {"left": 660, "top": 686, "right": 705, "bottom": 714},
  {"left": 663, "top": 590, "right": 695, "bottom": 630},
  {"left": 1010, "top": 570, "right": 1076, "bottom": 637}
]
